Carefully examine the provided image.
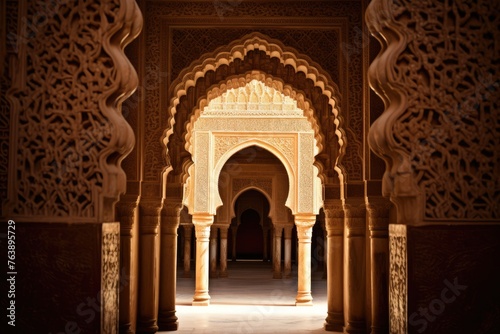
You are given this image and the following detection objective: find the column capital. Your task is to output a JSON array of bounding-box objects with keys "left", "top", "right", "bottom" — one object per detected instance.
[
  {"left": 294, "top": 214, "right": 317, "bottom": 228},
  {"left": 366, "top": 197, "right": 393, "bottom": 232},
  {"left": 139, "top": 199, "right": 162, "bottom": 234},
  {"left": 117, "top": 196, "right": 139, "bottom": 236}
]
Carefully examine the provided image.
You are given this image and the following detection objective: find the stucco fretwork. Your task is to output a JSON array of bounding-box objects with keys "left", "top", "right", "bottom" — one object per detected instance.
[
  {"left": 367, "top": 0, "right": 500, "bottom": 220},
  {"left": 232, "top": 178, "right": 272, "bottom": 200},
  {"left": 4, "top": 0, "right": 142, "bottom": 221}
]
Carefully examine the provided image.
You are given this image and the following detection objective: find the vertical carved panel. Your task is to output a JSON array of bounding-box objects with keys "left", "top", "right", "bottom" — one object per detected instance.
[
  {"left": 5, "top": 0, "right": 142, "bottom": 221},
  {"left": 389, "top": 224, "right": 407, "bottom": 334},
  {"left": 101, "top": 222, "right": 120, "bottom": 334}
]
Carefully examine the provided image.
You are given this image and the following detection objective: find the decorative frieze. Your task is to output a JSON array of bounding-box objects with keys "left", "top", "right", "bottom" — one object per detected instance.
[{"left": 388, "top": 224, "right": 407, "bottom": 334}]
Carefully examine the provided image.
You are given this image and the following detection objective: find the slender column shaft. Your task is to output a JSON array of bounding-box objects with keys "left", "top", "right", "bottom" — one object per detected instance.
[
  {"left": 183, "top": 224, "right": 193, "bottom": 278},
  {"left": 158, "top": 202, "right": 182, "bottom": 331},
  {"left": 284, "top": 225, "right": 293, "bottom": 278},
  {"left": 323, "top": 202, "right": 345, "bottom": 331},
  {"left": 295, "top": 215, "right": 316, "bottom": 306},
  {"left": 231, "top": 225, "right": 237, "bottom": 261},
  {"left": 219, "top": 227, "right": 229, "bottom": 277},
  {"left": 118, "top": 198, "right": 139, "bottom": 334},
  {"left": 137, "top": 201, "right": 162, "bottom": 333},
  {"left": 367, "top": 198, "right": 391, "bottom": 334},
  {"left": 192, "top": 214, "right": 213, "bottom": 306},
  {"left": 263, "top": 228, "right": 269, "bottom": 261},
  {"left": 209, "top": 227, "right": 218, "bottom": 278},
  {"left": 273, "top": 225, "right": 283, "bottom": 279},
  {"left": 343, "top": 200, "right": 367, "bottom": 333}
]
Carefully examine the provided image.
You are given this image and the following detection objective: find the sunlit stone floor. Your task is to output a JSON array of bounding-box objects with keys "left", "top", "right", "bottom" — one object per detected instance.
[{"left": 159, "top": 261, "right": 336, "bottom": 334}]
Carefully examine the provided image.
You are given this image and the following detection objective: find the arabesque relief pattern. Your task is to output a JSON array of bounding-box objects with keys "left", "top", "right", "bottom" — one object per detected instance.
[
  {"left": 368, "top": 0, "right": 499, "bottom": 220},
  {"left": 101, "top": 222, "right": 120, "bottom": 333},
  {"left": 5, "top": 0, "right": 142, "bottom": 220}
]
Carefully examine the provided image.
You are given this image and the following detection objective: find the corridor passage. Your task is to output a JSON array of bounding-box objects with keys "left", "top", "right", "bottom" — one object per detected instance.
[{"left": 166, "top": 261, "right": 330, "bottom": 334}]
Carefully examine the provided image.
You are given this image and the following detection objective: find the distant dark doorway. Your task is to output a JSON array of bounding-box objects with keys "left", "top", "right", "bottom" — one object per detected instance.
[{"left": 236, "top": 209, "right": 264, "bottom": 259}]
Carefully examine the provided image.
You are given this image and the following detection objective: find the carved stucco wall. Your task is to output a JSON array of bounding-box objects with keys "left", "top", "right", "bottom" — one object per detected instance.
[
  {"left": 367, "top": 0, "right": 500, "bottom": 333},
  {"left": 4, "top": 0, "right": 142, "bottom": 222},
  {"left": 367, "top": 0, "right": 500, "bottom": 221},
  {"left": 138, "top": 1, "right": 365, "bottom": 196}
]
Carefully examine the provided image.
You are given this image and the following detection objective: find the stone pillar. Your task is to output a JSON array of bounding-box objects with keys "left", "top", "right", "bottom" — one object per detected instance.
[
  {"left": 263, "top": 227, "right": 269, "bottom": 262},
  {"left": 231, "top": 225, "right": 237, "bottom": 261},
  {"left": 183, "top": 224, "right": 193, "bottom": 278},
  {"left": 158, "top": 201, "right": 182, "bottom": 331},
  {"left": 137, "top": 200, "right": 162, "bottom": 333},
  {"left": 209, "top": 227, "right": 218, "bottom": 278},
  {"left": 343, "top": 200, "right": 367, "bottom": 333},
  {"left": 117, "top": 198, "right": 139, "bottom": 334},
  {"left": 273, "top": 224, "right": 283, "bottom": 279},
  {"left": 366, "top": 198, "right": 391, "bottom": 334},
  {"left": 322, "top": 223, "right": 328, "bottom": 280},
  {"left": 219, "top": 226, "right": 229, "bottom": 277},
  {"left": 192, "top": 214, "right": 214, "bottom": 306},
  {"left": 283, "top": 225, "right": 293, "bottom": 278},
  {"left": 324, "top": 201, "right": 345, "bottom": 331},
  {"left": 294, "top": 214, "right": 316, "bottom": 306}
]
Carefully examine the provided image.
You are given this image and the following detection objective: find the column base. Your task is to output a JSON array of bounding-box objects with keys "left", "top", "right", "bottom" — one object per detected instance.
[
  {"left": 209, "top": 271, "right": 218, "bottom": 278},
  {"left": 136, "top": 319, "right": 159, "bottom": 334},
  {"left": 295, "top": 292, "right": 313, "bottom": 306},
  {"left": 183, "top": 271, "right": 191, "bottom": 278},
  {"left": 273, "top": 272, "right": 282, "bottom": 279},
  {"left": 158, "top": 310, "right": 179, "bottom": 331},
  {"left": 219, "top": 271, "right": 228, "bottom": 278},
  {"left": 324, "top": 312, "right": 344, "bottom": 332},
  {"left": 192, "top": 300, "right": 210, "bottom": 306},
  {"left": 343, "top": 320, "right": 367, "bottom": 334}
]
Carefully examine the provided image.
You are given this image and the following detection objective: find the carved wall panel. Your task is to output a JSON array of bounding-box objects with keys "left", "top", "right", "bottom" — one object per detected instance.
[
  {"left": 101, "top": 222, "right": 120, "bottom": 333},
  {"left": 232, "top": 178, "right": 273, "bottom": 200},
  {"left": 367, "top": 0, "right": 500, "bottom": 220},
  {"left": 5, "top": 0, "right": 142, "bottom": 221}
]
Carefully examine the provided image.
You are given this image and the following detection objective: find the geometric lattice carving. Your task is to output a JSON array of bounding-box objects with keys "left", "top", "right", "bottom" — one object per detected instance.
[
  {"left": 5, "top": 0, "right": 142, "bottom": 221},
  {"left": 367, "top": 0, "right": 500, "bottom": 220},
  {"left": 389, "top": 224, "right": 407, "bottom": 334}
]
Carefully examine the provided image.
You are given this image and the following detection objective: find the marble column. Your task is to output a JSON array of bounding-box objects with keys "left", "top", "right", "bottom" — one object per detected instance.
[
  {"left": 183, "top": 224, "right": 193, "bottom": 278},
  {"left": 366, "top": 198, "right": 391, "bottom": 334},
  {"left": 231, "top": 225, "right": 237, "bottom": 261},
  {"left": 137, "top": 200, "right": 162, "bottom": 333},
  {"left": 343, "top": 199, "right": 367, "bottom": 333},
  {"left": 209, "top": 227, "right": 218, "bottom": 278},
  {"left": 192, "top": 214, "right": 214, "bottom": 306},
  {"left": 117, "top": 197, "right": 139, "bottom": 334},
  {"left": 294, "top": 214, "right": 316, "bottom": 306},
  {"left": 283, "top": 225, "right": 293, "bottom": 278},
  {"left": 273, "top": 224, "right": 283, "bottom": 279},
  {"left": 323, "top": 201, "right": 345, "bottom": 331},
  {"left": 158, "top": 201, "right": 182, "bottom": 331},
  {"left": 219, "top": 226, "right": 229, "bottom": 277}
]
